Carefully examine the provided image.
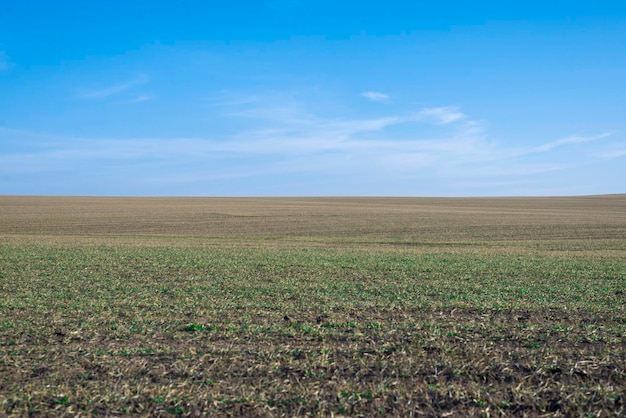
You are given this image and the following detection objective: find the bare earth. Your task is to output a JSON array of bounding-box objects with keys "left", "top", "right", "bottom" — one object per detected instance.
[{"left": 2, "top": 195, "right": 625, "bottom": 248}]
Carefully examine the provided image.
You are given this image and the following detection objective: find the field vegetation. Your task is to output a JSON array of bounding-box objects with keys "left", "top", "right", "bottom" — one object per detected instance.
[{"left": 1, "top": 195, "right": 625, "bottom": 416}]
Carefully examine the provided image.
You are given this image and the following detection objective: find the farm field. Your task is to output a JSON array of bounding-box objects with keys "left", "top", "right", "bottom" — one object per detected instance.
[{"left": 0, "top": 195, "right": 625, "bottom": 416}]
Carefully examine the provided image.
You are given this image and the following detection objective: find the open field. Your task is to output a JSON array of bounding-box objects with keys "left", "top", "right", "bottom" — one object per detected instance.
[{"left": 1, "top": 195, "right": 625, "bottom": 416}]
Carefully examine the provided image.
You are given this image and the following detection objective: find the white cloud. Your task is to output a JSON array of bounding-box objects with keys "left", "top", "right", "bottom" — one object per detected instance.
[
  {"left": 531, "top": 133, "right": 611, "bottom": 153},
  {"left": 1, "top": 96, "right": 616, "bottom": 194},
  {"left": 360, "top": 91, "right": 389, "bottom": 102},
  {"left": 127, "top": 95, "right": 153, "bottom": 104},
  {"left": 596, "top": 147, "right": 626, "bottom": 159},
  {"left": 0, "top": 111, "right": 587, "bottom": 172},
  {"left": 416, "top": 106, "right": 466, "bottom": 125},
  {"left": 78, "top": 74, "right": 150, "bottom": 99}
]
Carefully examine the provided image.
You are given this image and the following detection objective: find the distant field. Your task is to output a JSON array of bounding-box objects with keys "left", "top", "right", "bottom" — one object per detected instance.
[{"left": 1, "top": 195, "right": 625, "bottom": 416}]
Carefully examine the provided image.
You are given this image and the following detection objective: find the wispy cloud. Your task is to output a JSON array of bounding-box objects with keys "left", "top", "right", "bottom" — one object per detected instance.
[
  {"left": 416, "top": 106, "right": 466, "bottom": 125},
  {"left": 531, "top": 133, "right": 611, "bottom": 153},
  {"left": 78, "top": 74, "right": 150, "bottom": 99},
  {"left": 127, "top": 94, "right": 153, "bottom": 104},
  {"left": 360, "top": 91, "right": 389, "bottom": 102},
  {"left": 596, "top": 146, "right": 626, "bottom": 159},
  {"left": 0, "top": 95, "right": 617, "bottom": 195},
  {"left": 0, "top": 111, "right": 607, "bottom": 174}
]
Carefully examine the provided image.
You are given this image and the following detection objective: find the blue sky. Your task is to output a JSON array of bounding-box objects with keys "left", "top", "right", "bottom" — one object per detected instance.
[{"left": 1, "top": 1, "right": 625, "bottom": 196}]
